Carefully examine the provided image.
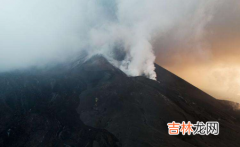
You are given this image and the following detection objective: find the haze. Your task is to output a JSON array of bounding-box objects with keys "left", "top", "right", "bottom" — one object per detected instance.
[
  {"left": 0, "top": 0, "right": 239, "bottom": 102},
  {"left": 155, "top": 0, "right": 240, "bottom": 103}
]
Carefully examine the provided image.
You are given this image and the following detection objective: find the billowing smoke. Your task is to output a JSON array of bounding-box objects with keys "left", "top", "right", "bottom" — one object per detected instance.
[{"left": 0, "top": 0, "right": 220, "bottom": 79}]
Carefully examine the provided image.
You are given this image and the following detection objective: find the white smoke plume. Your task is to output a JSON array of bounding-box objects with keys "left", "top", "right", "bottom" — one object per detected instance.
[{"left": 0, "top": 0, "right": 220, "bottom": 79}]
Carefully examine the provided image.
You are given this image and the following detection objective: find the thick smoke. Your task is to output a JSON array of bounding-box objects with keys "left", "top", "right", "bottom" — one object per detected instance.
[{"left": 0, "top": 0, "right": 219, "bottom": 79}]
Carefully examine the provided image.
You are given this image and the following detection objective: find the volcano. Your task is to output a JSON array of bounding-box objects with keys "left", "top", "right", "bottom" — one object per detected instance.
[{"left": 0, "top": 56, "right": 240, "bottom": 147}]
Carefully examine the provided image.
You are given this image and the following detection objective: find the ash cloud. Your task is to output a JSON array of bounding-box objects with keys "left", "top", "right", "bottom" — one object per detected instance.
[{"left": 0, "top": 0, "right": 223, "bottom": 79}]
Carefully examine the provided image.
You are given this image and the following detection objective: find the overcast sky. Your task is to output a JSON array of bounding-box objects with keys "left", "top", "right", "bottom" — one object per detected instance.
[
  {"left": 0, "top": 0, "right": 240, "bottom": 102},
  {"left": 155, "top": 0, "right": 240, "bottom": 103}
]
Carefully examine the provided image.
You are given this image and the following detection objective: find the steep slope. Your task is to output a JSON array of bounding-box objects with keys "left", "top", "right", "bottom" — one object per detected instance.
[
  {"left": 0, "top": 56, "right": 240, "bottom": 147},
  {"left": 77, "top": 57, "right": 240, "bottom": 147}
]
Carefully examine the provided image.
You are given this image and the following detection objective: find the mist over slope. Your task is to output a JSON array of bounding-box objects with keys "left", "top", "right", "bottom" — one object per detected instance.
[{"left": 0, "top": 0, "right": 222, "bottom": 79}]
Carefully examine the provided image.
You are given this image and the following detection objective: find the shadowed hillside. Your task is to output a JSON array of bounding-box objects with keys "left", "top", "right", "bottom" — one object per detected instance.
[{"left": 1, "top": 56, "right": 240, "bottom": 147}]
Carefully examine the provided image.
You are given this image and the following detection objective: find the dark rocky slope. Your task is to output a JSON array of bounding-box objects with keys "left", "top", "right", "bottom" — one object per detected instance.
[{"left": 0, "top": 56, "right": 240, "bottom": 147}]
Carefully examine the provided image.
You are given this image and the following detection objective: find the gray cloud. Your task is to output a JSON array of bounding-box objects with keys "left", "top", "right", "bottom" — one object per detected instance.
[
  {"left": 1, "top": 0, "right": 237, "bottom": 81},
  {"left": 152, "top": 0, "right": 240, "bottom": 102},
  {"left": 155, "top": 0, "right": 240, "bottom": 67}
]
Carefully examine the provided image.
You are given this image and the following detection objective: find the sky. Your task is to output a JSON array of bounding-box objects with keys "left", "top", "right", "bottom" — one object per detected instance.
[
  {"left": 155, "top": 0, "right": 240, "bottom": 103},
  {"left": 0, "top": 0, "right": 239, "bottom": 102}
]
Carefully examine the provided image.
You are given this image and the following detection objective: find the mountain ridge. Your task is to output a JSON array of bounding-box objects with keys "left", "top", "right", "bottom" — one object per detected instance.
[{"left": 0, "top": 55, "right": 240, "bottom": 147}]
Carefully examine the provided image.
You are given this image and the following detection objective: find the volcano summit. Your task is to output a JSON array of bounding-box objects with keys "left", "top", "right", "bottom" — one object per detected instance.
[{"left": 0, "top": 56, "right": 240, "bottom": 147}]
